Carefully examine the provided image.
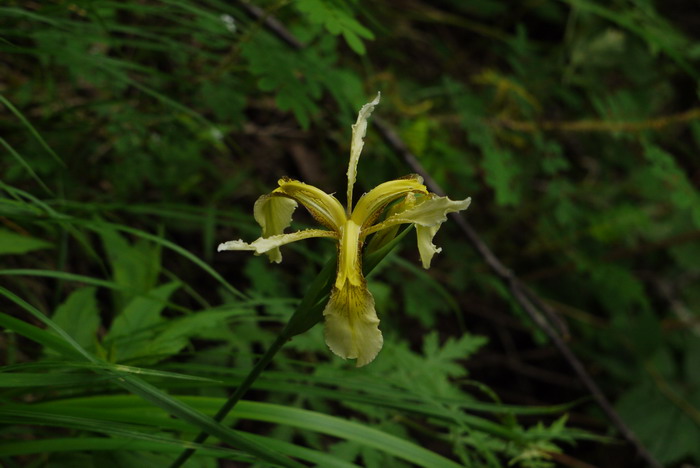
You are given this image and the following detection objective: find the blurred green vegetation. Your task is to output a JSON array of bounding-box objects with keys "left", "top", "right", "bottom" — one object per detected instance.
[{"left": 1, "top": 0, "right": 700, "bottom": 467}]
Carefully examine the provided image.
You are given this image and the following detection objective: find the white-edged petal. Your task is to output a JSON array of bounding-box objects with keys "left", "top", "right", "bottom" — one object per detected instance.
[
  {"left": 364, "top": 195, "right": 471, "bottom": 235},
  {"left": 416, "top": 224, "right": 442, "bottom": 269},
  {"left": 347, "top": 92, "right": 381, "bottom": 212},
  {"left": 362, "top": 195, "right": 471, "bottom": 268},
  {"left": 218, "top": 229, "right": 336, "bottom": 263},
  {"left": 218, "top": 239, "right": 255, "bottom": 252}
]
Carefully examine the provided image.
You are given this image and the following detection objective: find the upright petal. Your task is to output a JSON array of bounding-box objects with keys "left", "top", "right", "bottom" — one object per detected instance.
[
  {"left": 323, "top": 282, "right": 383, "bottom": 367},
  {"left": 347, "top": 93, "right": 381, "bottom": 213},
  {"left": 276, "top": 178, "right": 346, "bottom": 231},
  {"left": 253, "top": 194, "right": 298, "bottom": 263}
]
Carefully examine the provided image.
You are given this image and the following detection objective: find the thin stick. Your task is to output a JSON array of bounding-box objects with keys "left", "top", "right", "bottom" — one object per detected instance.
[
  {"left": 168, "top": 332, "right": 289, "bottom": 468},
  {"left": 373, "top": 118, "right": 662, "bottom": 468}
]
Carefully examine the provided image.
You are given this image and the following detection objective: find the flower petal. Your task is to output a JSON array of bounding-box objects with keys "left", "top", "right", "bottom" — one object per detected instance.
[
  {"left": 218, "top": 229, "right": 336, "bottom": 262},
  {"left": 336, "top": 220, "right": 363, "bottom": 288},
  {"left": 351, "top": 176, "right": 427, "bottom": 229},
  {"left": 253, "top": 194, "right": 298, "bottom": 263},
  {"left": 276, "top": 178, "right": 346, "bottom": 231},
  {"left": 365, "top": 192, "right": 417, "bottom": 254},
  {"left": 416, "top": 224, "right": 441, "bottom": 269},
  {"left": 364, "top": 195, "right": 471, "bottom": 234},
  {"left": 323, "top": 282, "right": 383, "bottom": 367},
  {"left": 362, "top": 195, "right": 471, "bottom": 268},
  {"left": 347, "top": 93, "right": 381, "bottom": 212}
]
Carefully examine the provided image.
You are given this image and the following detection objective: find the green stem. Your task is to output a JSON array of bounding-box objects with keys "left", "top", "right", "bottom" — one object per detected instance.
[{"left": 168, "top": 331, "right": 289, "bottom": 468}]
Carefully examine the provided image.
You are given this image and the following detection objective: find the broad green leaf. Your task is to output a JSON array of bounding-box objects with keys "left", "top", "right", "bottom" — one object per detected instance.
[
  {"left": 105, "top": 282, "right": 181, "bottom": 363},
  {"left": 99, "top": 226, "right": 162, "bottom": 310},
  {"left": 50, "top": 287, "right": 100, "bottom": 351}
]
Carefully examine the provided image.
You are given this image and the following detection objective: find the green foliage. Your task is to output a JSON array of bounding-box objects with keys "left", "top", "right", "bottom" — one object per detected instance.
[
  {"left": 50, "top": 287, "right": 101, "bottom": 352},
  {"left": 296, "top": 0, "right": 374, "bottom": 54},
  {"left": 2, "top": 0, "right": 700, "bottom": 467},
  {"left": 0, "top": 228, "right": 52, "bottom": 255}
]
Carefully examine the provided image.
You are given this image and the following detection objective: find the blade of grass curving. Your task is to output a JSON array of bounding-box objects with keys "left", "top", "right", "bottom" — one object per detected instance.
[
  {"left": 0, "top": 410, "right": 250, "bottom": 461},
  {"left": 0, "top": 269, "right": 120, "bottom": 290},
  {"left": 231, "top": 400, "right": 465, "bottom": 468},
  {"left": 0, "top": 288, "right": 303, "bottom": 468},
  {"left": 0, "top": 137, "right": 54, "bottom": 196},
  {"left": 0, "top": 311, "right": 82, "bottom": 359},
  {"left": 0, "top": 362, "right": 219, "bottom": 386},
  {"left": 0, "top": 437, "right": 247, "bottom": 461},
  {"left": 17, "top": 395, "right": 464, "bottom": 468},
  {"left": 0, "top": 408, "right": 358, "bottom": 467},
  {"left": 164, "top": 362, "right": 579, "bottom": 416},
  {"left": 0, "top": 94, "right": 66, "bottom": 167}
]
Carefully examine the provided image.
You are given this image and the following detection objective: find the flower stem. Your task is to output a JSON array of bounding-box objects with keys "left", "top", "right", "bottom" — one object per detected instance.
[{"left": 168, "top": 331, "right": 289, "bottom": 468}]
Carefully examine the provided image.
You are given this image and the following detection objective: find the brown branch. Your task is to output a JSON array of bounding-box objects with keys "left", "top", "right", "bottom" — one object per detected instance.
[
  {"left": 373, "top": 118, "right": 662, "bottom": 468},
  {"left": 493, "top": 107, "right": 700, "bottom": 133}
]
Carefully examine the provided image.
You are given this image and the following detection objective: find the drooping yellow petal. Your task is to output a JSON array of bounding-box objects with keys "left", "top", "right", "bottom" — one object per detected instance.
[
  {"left": 351, "top": 176, "right": 427, "bottom": 230},
  {"left": 347, "top": 93, "right": 381, "bottom": 213},
  {"left": 363, "top": 194, "right": 471, "bottom": 268},
  {"left": 416, "top": 224, "right": 441, "bottom": 269},
  {"left": 323, "top": 282, "right": 383, "bottom": 367},
  {"left": 253, "top": 194, "right": 298, "bottom": 263},
  {"left": 218, "top": 229, "right": 337, "bottom": 260},
  {"left": 364, "top": 194, "right": 471, "bottom": 234},
  {"left": 276, "top": 178, "right": 346, "bottom": 232},
  {"left": 323, "top": 218, "right": 383, "bottom": 366}
]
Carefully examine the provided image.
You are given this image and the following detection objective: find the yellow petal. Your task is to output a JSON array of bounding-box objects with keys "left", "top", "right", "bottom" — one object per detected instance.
[
  {"left": 323, "top": 282, "right": 383, "bottom": 367},
  {"left": 218, "top": 229, "right": 336, "bottom": 262},
  {"left": 363, "top": 195, "right": 471, "bottom": 268},
  {"left": 276, "top": 178, "right": 346, "bottom": 231},
  {"left": 365, "top": 192, "right": 417, "bottom": 254},
  {"left": 347, "top": 93, "right": 381, "bottom": 213},
  {"left": 416, "top": 224, "right": 441, "bottom": 269},
  {"left": 364, "top": 195, "right": 471, "bottom": 235},
  {"left": 351, "top": 176, "right": 427, "bottom": 229},
  {"left": 336, "top": 219, "right": 363, "bottom": 288},
  {"left": 253, "top": 194, "right": 298, "bottom": 263}
]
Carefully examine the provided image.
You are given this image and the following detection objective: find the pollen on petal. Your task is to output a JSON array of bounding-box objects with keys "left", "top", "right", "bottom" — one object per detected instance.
[{"left": 323, "top": 283, "right": 383, "bottom": 367}]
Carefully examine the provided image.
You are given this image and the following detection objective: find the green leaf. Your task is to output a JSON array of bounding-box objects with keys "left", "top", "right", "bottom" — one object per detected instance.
[
  {"left": 50, "top": 287, "right": 100, "bottom": 351},
  {"left": 241, "top": 33, "right": 322, "bottom": 129},
  {"left": 0, "top": 227, "right": 52, "bottom": 255},
  {"left": 616, "top": 379, "right": 700, "bottom": 465},
  {"left": 98, "top": 226, "right": 162, "bottom": 310},
  {"left": 105, "top": 282, "right": 181, "bottom": 363},
  {"left": 296, "top": 0, "right": 374, "bottom": 55},
  {"left": 481, "top": 146, "right": 520, "bottom": 207}
]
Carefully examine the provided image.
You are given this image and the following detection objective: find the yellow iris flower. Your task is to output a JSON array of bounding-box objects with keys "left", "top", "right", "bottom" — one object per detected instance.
[{"left": 218, "top": 93, "right": 471, "bottom": 366}]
